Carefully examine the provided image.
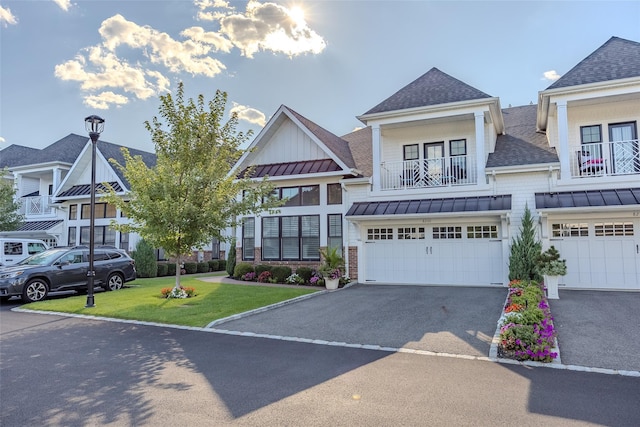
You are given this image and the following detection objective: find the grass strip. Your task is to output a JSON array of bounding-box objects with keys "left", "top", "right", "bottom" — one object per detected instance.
[{"left": 24, "top": 275, "right": 319, "bottom": 327}]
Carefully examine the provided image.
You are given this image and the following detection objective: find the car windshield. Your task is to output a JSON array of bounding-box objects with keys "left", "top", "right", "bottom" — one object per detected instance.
[{"left": 17, "top": 248, "right": 72, "bottom": 266}]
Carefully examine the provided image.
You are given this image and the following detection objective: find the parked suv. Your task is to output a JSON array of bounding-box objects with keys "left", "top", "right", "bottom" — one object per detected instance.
[{"left": 0, "top": 245, "right": 136, "bottom": 303}]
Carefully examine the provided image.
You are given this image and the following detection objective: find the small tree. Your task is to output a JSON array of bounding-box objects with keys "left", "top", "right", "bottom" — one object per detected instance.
[
  {"left": 133, "top": 239, "right": 157, "bottom": 278},
  {"left": 508, "top": 204, "right": 542, "bottom": 281},
  {"left": 0, "top": 170, "right": 23, "bottom": 231},
  {"left": 104, "top": 83, "right": 281, "bottom": 290},
  {"left": 226, "top": 241, "right": 236, "bottom": 277}
]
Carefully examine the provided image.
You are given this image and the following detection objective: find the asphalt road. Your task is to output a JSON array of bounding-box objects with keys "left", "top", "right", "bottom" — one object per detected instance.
[{"left": 1, "top": 301, "right": 639, "bottom": 426}]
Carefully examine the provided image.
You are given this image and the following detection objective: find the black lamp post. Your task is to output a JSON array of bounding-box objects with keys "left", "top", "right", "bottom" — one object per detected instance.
[{"left": 84, "top": 115, "right": 105, "bottom": 308}]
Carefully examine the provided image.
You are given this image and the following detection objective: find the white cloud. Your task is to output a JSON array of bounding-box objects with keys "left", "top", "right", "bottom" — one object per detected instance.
[
  {"left": 84, "top": 91, "right": 129, "bottom": 109},
  {"left": 195, "top": 0, "right": 234, "bottom": 21},
  {"left": 219, "top": 1, "right": 326, "bottom": 58},
  {"left": 0, "top": 6, "right": 18, "bottom": 26},
  {"left": 230, "top": 103, "right": 266, "bottom": 126},
  {"left": 543, "top": 70, "right": 561, "bottom": 81},
  {"left": 52, "top": 0, "right": 72, "bottom": 12},
  {"left": 54, "top": 2, "right": 326, "bottom": 109}
]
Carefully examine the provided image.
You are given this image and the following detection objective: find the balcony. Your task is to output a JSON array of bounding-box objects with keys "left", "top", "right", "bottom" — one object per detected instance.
[
  {"left": 571, "top": 140, "right": 640, "bottom": 178},
  {"left": 18, "top": 195, "right": 56, "bottom": 217},
  {"left": 380, "top": 155, "right": 477, "bottom": 190}
]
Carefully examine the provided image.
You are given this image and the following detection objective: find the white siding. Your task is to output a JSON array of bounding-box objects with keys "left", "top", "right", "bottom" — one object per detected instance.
[
  {"left": 493, "top": 170, "right": 548, "bottom": 237},
  {"left": 252, "top": 119, "right": 330, "bottom": 164}
]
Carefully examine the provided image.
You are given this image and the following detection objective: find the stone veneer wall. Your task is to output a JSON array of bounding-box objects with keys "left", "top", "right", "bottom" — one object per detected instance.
[{"left": 348, "top": 246, "right": 358, "bottom": 282}]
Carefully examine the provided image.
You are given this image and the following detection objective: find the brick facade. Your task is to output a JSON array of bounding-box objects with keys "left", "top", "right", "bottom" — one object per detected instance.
[{"left": 348, "top": 246, "right": 358, "bottom": 282}]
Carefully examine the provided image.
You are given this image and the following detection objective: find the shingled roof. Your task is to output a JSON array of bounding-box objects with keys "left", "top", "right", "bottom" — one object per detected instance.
[
  {"left": 363, "top": 67, "right": 492, "bottom": 115},
  {"left": 547, "top": 36, "right": 640, "bottom": 90},
  {"left": 340, "top": 126, "right": 373, "bottom": 177},
  {"left": 0, "top": 144, "right": 42, "bottom": 168},
  {"left": 488, "top": 105, "right": 558, "bottom": 168}
]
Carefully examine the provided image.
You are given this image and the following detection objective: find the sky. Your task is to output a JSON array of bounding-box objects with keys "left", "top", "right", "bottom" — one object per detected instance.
[{"left": 1, "top": 0, "right": 639, "bottom": 154}]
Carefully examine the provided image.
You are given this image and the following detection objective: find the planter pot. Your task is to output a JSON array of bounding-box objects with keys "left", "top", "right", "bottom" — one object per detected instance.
[
  {"left": 325, "top": 278, "right": 339, "bottom": 290},
  {"left": 544, "top": 275, "right": 560, "bottom": 299}
]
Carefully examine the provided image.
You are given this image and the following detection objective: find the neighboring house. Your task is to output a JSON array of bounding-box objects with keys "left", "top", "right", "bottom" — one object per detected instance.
[
  {"left": 0, "top": 134, "right": 155, "bottom": 253},
  {"left": 231, "top": 36, "right": 640, "bottom": 291}
]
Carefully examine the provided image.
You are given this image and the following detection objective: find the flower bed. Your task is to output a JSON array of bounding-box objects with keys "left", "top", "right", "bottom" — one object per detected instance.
[{"left": 497, "top": 279, "right": 558, "bottom": 362}]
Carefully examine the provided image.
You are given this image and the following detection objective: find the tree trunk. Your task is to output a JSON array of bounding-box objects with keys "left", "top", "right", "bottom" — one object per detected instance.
[{"left": 173, "top": 256, "right": 182, "bottom": 290}]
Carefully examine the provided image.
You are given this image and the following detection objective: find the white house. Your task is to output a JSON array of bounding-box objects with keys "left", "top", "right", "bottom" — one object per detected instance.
[{"left": 230, "top": 36, "right": 640, "bottom": 291}]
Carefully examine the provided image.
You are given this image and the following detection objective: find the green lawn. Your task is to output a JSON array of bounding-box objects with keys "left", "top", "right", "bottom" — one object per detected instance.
[{"left": 24, "top": 274, "right": 320, "bottom": 327}]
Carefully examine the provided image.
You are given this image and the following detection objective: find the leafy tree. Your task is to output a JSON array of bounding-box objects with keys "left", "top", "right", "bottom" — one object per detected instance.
[
  {"left": 508, "top": 204, "right": 542, "bottom": 281},
  {"left": 105, "top": 83, "right": 280, "bottom": 289},
  {"left": 0, "top": 169, "right": 23, "bottom": 231},
  {"left": 132, "top": 239, "right": 157, "bottom": 278}
]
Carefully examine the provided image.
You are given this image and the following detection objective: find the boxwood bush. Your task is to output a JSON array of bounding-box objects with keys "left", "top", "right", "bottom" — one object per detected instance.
[
  {"left": 254, "top": 264, "right": 272, "bottom": 276},
  {"left": 295, "top": 267, "right": 313, "bottom": 283},
  {"left": 197, "top": 262, "right": 209, "bottom": 273},
  {"left": 208, "top": 260, "right": 219, "bottom": 271},
  {"left": 233, "top": 262, "right": 254, "bottom": 279},
  {"left": 184, "top": 262, "right": 198, "bottom": 274},
  {"left": 156, "top": 263, "right": 169, "bottom": 277},
  {"left": 271, "top": 266, "right": 292, "bottom": 283},
  {"left": 167, "top": 262, "right": 177, "bottom": 276}
]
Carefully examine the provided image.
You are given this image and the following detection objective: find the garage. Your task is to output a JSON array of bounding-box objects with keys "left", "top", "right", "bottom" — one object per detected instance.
[
  {"left": 546, "top": 218, "right": 640, "bottom": 290},
  {"left": 346, "top": 195, "right": 512, "bottom": 286}
]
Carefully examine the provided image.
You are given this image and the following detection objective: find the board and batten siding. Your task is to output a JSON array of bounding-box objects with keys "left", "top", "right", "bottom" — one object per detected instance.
[{"left": 251, "top": 119, "right": 331, "bottom": 165}]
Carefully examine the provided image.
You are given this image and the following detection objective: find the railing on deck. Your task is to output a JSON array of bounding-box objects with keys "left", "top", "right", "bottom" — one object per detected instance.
[
  {"left": 380, "top": 155, "right": 477, "bottom": 190},
  {"left": 571, "top": 140, "right": 640, "bottom": 178},
  {"left": 17, "top": 195, "right": 55, "bottom": 217}
]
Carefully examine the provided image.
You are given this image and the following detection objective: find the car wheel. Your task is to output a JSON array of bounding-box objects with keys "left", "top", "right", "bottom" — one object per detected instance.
[
  {"left": 22, "top": 279, "right": 49, "bottom": 303},
  {"left": 105, "top": 273, "right": 124, "bottom": 291}
]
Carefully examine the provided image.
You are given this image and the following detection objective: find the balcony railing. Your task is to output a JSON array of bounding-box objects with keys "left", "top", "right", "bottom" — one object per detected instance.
[
  {"left": 571, "top": 140, "right": 640, "bottom": 178},
  {"left": 18, "top": 195, "right": 55, "bottom": 217},
  {"left": 380, "top": 155, "right": 477, "bottom": 190}
]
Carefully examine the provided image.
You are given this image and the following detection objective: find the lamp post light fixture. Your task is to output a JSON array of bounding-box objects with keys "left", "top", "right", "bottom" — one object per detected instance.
[{"left": 84, "top": 115, "right": 105, "bottom": 308}]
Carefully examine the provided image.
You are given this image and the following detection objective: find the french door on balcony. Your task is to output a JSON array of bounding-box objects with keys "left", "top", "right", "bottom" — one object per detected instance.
[
  {"left": 609, "top": 122, "right": 638, "bottom": 174},
  {"left": 424, "top": 142, "right": 444, "bottom": 186}
]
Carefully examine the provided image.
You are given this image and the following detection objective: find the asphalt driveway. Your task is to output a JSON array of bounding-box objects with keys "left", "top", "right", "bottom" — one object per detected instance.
[{"left": 211, "top": 284, "right": 506, "bottom": 357}]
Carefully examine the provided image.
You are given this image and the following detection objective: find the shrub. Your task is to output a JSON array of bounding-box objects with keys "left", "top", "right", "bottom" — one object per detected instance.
[
  {"left": 536, "top": 246, "right": 567, "bottom": 276},
  {"left": 184, "top": 262, "right": 198, "bottom": 274},
  {"left": 508, "top": 205, "right": 542, "bottom": 281},
  {"left": 132, "top": 239, "right": 157, "bottom": 278},
  {"left": 309, "top": 271, "right": 323, "bottom": 286},
  {"left": 218, "top": 259, "right": 226, "bottom": 271},
  {"left": 296, "top": 267, "right": 313, "bottom": 283},
  {"left": 197, "top": 262, "right": 209, "bottom": 273},
  {"left": 271, "top": 266, "right": 292, "bottom": 283},
  {"left": 167, "top": 262, "right": 177, "bottom": 276},
  {"left": 257, "top": 271, "right": 272, "bottom": 283},
  {"left": 156, "top": 263, "right": 169, "bottom": 277},
  {"left": 285, "top": 273, "right": 304, "bottom": 285},
  {"left": 233, "top": 262, "right": 254, "bottom": 279},
  {"left": 226, "top": 242, "right": 236, "bottom": 276},
  {"left": 254, "top": 264, "right": 272, "bottom": 276},
  {"left": 242, "top": 271, "right": 257, "bottom": 281},
  {"left": 208, "top": 260, "right": 219, "bottom": 272}
]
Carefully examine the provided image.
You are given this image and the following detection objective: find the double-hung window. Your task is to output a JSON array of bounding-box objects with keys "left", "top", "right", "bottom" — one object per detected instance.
[
  {"left": 261, "top": 215, "right": 320, "bottom": 260},
  {"left": 327, "top": 214, "right": 343, "bottom": 255},
  {"left": 449, "top": 139, "right": 467, "bottom": 180},
  {"left": 242, "top": 217, "right": 255, "bottom": 260}
]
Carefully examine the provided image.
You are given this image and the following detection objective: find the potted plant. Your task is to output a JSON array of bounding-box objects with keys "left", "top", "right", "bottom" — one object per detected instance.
[
  {"left": 536, "top": 245, "right": 567, "bottom": 299},
  {"left": 319, "top": 246, "right": 345, "bottom": 290}
]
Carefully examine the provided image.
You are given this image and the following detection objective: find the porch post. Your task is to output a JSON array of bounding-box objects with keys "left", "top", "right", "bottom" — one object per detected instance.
[
  {"left": 372, "top": 125, "right": 381, "bottom": 192},
  {"left": 475, "top": 111, "right": 486, "bottom": 183},
  {"left": 557, "top": 100, "right": 571, "bottom": 180}
]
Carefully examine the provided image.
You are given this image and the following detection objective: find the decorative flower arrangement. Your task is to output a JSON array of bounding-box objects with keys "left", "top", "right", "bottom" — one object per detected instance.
[
  {"left": 536, "top": 246, "right": 567, "bottom": 276},
  {"left": 242, "top": 271, "right": 257, "bottom": 281},
  {"left": 285, "top": 273, "right": 305, "bottom": 285},
  {"left": 161, "top": 286, "right": 196, "bottom": 299},
  {"left": 319, "top": 247, "right": 345, "bottom": 282},
  {"left": 309, "top": 272, "right": 323, "bottom": 286},
  {"left": 257, "top": 270, "right": 272, "bottom": 283},
  {"left": 498, "top": 279, "right": 558, "bottom": 362}
]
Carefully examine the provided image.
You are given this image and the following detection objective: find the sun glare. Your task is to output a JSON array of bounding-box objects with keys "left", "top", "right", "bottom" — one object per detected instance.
[{"left": 289, "top": 6, "right": 305, "bottom": 26}]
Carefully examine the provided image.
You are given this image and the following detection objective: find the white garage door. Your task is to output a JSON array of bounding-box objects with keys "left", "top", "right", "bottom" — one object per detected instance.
[
  {"left": 550, "top": 219, "right": 640, "bottom": 290},
  {"left": 364, "top": 224, "right": 504, "bottom": 286}
]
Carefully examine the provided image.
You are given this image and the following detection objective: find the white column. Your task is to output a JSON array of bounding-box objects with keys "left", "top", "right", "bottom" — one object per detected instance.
[
  {"left": 556, "top": 100, "right": 570, "bottom": 180},
  {"left": 372, "top": 125, "right": 381, "bottom": 192},
  {"left": 475, "top": 112, "right": 486, "bottom": 184}
]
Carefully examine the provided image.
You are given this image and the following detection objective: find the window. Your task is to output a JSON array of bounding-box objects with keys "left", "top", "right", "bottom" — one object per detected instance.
[
  {"left": 328, "top": 214, "right": 343, "bottom": 254},
  {"left": 327, "top": 183, "right": 342, "bottom": 205},
  {"left": 69, "top": 205, "right": 77, "bottom": 220},
  {"left": 552, "top": 223, "right": 588, "bottom": 237},
  {"left": 211, "top": 237, "right": 220, "bottom": 260},
  {"left": 580, "top": 125, "right": 602, "bottom": 144},
  {"left": 27, "top": 242, "right": 47, "bottom": 255},
  {"left": 79, "top": 226, "right": 116, "bottom": 246},
  {"left": 81, "top": 203, "right": 117, "bottom": 219},
  {"left": 242, "top": 217, "right": 255, "bottom": 260},
  {"left": 68, "top": 227, "right": 77, "bottom": 245},
  {"left": 3, "top": 242, "right": 22, "bottom": 255},
  {"left": 119, "top": 232, "right": 129, "bottom": 251},
  {"left": 433, "top": 226, "right": 462, "bottom": 239},
  {"left": 279, "top": 185, "right": 320, "bottom": 206},
  {"left": 367, "top": 228, "right": 393, "bottom": 240},
  {"left": 595, "top": 222, "right": 634, "bottom": 237},
  {"left": 403, "top": 144, "right": 419, "bottom": 160},
  {"left": 467, "top": 225, "right": 498, "bottom": 239},
  {"left": 261, "top": 216, "right": 320, "bottom": 261},
  {"left": 398, "top": 227, "right": 425, "bottom": 240}
]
